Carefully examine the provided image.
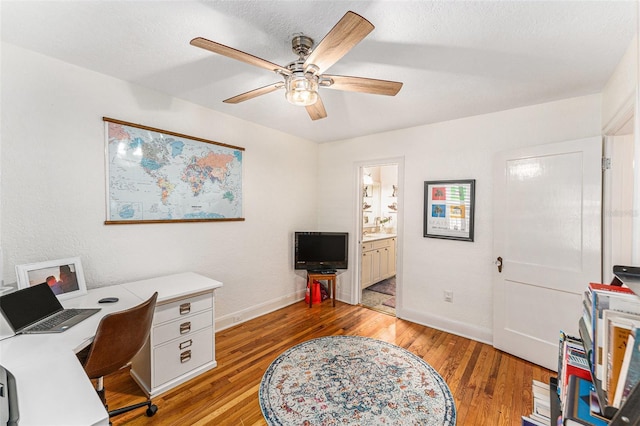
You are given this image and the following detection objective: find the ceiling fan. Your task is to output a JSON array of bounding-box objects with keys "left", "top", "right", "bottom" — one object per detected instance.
[{"left": 190, "top": 11, "right": 403, "bottom": 121}]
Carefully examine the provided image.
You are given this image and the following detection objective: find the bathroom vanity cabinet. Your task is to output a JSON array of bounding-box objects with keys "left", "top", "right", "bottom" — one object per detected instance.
[{"left": 361, "top": 236, "right": 396, "bottom": 289}]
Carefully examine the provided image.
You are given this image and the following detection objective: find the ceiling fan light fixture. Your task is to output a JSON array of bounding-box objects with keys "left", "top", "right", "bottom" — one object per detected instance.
[
  {"left": 192, "top": 11, "right": 402, "bottom": 120},
  {"left": 285, "top": 72, "right": 318, "bottom": 106}
]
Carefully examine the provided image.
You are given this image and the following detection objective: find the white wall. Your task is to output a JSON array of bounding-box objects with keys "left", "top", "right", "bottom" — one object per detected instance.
[
  {"left": 635, "top": 8, "right": 640, "bottom": 265},
  {"left": 602, "top": 33, "right": 640, "bottom": 266},
  {"left": 602, "top": 36, "right": 637, "bottom": 132},
  {"left": 317, "top": 94, "right": 602, "bottom": 343},
  {"left": 1, "top": 42, "right": 318, "bottom": 329}
]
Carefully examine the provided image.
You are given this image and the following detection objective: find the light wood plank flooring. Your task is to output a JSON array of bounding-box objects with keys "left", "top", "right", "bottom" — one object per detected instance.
[{"left": 105, "top": 300, "right": 553, "bottom": 425}]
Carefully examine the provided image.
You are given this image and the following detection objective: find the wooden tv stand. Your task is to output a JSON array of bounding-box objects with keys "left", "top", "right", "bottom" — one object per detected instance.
[{"left": 306, "top": 271, "right": 336, "bottom": 308}]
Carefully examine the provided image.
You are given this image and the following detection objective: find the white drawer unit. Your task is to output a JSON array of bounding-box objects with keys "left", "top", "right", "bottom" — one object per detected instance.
[
  {"left": 123, "top": 273, "right": 222, "bottom": 398},
  {"left": 153, "top": 327, "right": 214, "bottom": 387}
]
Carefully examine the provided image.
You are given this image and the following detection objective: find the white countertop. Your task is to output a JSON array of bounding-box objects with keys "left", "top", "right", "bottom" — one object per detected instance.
[
  {"left": 121, "top": 272, "right": 223, "bottom": 303},
  {"left": 362, "top": 233, "right": 397, "bottom": 242}
]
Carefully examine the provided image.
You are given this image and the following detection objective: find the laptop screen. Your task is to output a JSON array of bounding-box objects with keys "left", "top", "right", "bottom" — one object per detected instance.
[{"left": 0, "top": 283, "right": 63, "bottom": 332}]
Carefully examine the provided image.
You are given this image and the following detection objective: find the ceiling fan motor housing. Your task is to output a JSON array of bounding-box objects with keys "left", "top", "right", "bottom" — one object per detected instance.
[{"left": 291, "top": 35, "right": 314, "bottom": 58}]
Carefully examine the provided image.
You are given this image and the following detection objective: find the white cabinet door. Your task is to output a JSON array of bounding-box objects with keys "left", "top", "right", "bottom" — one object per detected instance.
[
  {"left": 361, "top": 249, "right": 373, "bottom": 288},
  {"left": 379, "top": 247, "right": 390, "bottom": 279},
  {"left": 388, "top": 239, "right": 396, "bottom": 276},
  {"left": 371, "top": 249, "right": 381, "bottom": 283},
  {"left": 493, "top": 137, "right": 601, "bottom": 371}
]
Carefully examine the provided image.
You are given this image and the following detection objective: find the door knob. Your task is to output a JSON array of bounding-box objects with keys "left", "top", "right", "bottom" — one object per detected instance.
[{"left": 495, "top": 256, "right": 503, "bottom": 273}]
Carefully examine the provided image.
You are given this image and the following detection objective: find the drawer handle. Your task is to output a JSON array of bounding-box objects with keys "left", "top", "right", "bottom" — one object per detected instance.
[
  {"left": 180, "top": 350, "right": 192, "bottom": 363},
  {"left": 179, "top": 303, "right": 191, "bottom": 315},
  {"left": 179, "top": 339, "right": 192, "bottom": 350},
  {"left": 180, "top": 321, "right": 191, "bottom": 334}
]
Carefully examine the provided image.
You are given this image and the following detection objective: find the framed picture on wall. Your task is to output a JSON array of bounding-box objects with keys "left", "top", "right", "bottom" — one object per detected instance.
[
  {"left": 423, "top": 179, "right": 475, "bottom": 242},
  {"left": 15, "top": 257, "right": 88, "bottom": 301}
]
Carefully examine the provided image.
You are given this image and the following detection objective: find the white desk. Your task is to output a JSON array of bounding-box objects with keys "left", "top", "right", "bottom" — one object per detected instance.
[{"left": 0, "top": 272, "right": 222, "bottom": 426}]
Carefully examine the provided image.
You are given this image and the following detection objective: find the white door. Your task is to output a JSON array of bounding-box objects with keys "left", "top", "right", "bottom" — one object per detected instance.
[{"left": 493, "top": 137, "right": 601, "bottom": 371}]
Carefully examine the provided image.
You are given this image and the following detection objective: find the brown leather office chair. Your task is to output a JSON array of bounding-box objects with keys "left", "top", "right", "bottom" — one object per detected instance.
[{"left": 77, "top": 292, "right": 159, "bottom": 421}]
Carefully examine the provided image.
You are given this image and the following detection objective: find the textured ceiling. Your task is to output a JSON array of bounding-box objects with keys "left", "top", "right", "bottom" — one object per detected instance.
[{"left": 1, "top": 1, "right": 636, "bottom": 143}]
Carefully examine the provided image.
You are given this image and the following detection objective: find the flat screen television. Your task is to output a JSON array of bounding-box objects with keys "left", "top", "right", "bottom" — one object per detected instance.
[{"left": 294, "top": 232, "right": 348, "bottom": 272}]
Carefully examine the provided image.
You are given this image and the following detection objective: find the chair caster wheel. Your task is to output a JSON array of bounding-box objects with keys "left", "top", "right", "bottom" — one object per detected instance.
[{"left": 146, "top": 404, "right": 158, "bottom": 417}]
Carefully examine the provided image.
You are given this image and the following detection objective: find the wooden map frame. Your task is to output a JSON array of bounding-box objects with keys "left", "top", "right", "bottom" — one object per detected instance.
[{"left": 103, "top": 117, "right": 245, "bottom": 224}]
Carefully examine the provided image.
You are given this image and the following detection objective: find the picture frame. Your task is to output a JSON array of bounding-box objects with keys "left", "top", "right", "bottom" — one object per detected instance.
[
  {"left": 15, "top": 257, "right": 88, "bottom": 301},
  {"left": 424, "top": 179, "right": 475, "bottom": 242}
]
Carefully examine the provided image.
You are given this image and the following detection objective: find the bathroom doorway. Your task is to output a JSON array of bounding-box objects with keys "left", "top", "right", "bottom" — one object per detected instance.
[{"left": 359, "top": 163, "right": 399, "bottom": 316}]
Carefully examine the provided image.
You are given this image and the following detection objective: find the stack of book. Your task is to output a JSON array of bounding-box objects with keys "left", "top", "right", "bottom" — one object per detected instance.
[
  {"left": 612, "top": 327, "right": 640, "bottom": 408},
  {"left": 558, "top": 332, "right": 591, "bottom": 402},
  {"left": 521, "top": 380, "right": 551, "bottom": 426},
  {"left": 584, "top": 282, "right": 640, "bottom": 410},
  {"left": 555, "top": 331, "right": 608, "bottom": 426},
  {"left": 547, "top": 281, "right": 640, "bottom": 425},
  {"left": 563, "top": 375, "right": 608, "bottom": 426}
]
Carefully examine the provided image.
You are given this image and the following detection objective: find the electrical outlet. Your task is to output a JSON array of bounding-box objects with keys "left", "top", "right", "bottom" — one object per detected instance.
[{"left": 443, "top": 290, "right": 453, "bottom": 303}]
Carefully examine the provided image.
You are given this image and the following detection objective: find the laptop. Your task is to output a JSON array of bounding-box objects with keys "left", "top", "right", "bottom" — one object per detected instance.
[{"left": 0, "top": 283, "right": 100, "bottom": 334}]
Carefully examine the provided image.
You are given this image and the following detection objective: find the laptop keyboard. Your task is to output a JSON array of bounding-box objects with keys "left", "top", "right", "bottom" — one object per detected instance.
[{"left": 28, "top": 309, "right": 85, "bottom": 332}]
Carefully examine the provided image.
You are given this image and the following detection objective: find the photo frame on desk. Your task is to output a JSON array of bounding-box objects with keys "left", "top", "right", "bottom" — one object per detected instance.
[
  {"left": 15, "top": 257, "right": 87, "bottom": 301},
  {"left": 424, "top": 179, "right": 475, "bottom": 242}
]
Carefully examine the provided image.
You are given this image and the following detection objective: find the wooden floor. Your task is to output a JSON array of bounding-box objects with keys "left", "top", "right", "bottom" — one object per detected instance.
[{"left": 106, "top": 300, "right": 553, "bottom": 425}]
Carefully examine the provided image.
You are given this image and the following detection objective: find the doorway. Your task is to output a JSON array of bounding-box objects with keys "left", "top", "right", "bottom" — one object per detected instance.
[{"left": 359, "top": 163, "right": 399, "bottom": 316}]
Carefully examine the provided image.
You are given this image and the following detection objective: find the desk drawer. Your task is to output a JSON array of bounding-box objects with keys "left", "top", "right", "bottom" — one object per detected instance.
[
  {"left": 153, "top": 309, "right": 213, "bottom": 346},
  {"left": 153, "top": 327, "right": 213, "bottom": 387},
  {"left": 154, "top": 292, "right": 212, "bottom": 325}
]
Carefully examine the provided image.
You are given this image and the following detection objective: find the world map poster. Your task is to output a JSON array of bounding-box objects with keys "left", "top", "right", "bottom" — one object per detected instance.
[{"left": 104, "top": 118, "right": 244, "bottom": 223}]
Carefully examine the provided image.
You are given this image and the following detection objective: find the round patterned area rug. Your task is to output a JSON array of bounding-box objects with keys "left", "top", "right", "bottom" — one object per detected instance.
[{"left": 259, "top": 335, "right": 456, "bottom": 425}]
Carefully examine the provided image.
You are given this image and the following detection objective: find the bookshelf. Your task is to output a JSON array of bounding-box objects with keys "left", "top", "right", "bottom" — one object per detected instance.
[
  {"left": 578, "top": 317, "right": 640, "bottom": 424},
  {"left": 550, "top": 282, "right": 640, "bottom": 426},
  {"left": 608, "top": 385, "right": 640, "bottom": 425}
]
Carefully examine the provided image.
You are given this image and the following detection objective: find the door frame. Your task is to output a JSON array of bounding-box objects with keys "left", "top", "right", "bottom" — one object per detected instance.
[
  {"left": 353, "top": 157, "right": 405, "bottom": 316},
  {"left": 602, "top": 133, "right": 635, "bottom": 282},
  {"left": 602, "top": 98, "right": 639, "bottom": 273}
]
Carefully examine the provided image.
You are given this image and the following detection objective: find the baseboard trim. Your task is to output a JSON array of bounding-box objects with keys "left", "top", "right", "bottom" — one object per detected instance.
[
  {"left": 216, "top": 290, "right": 306, "bottom": 331},
  {"left": 216, "top": 294, "right": 493, "bottom": 347},
  {"left": 399, "top": 307, "right": 493, "bottom": 345}
]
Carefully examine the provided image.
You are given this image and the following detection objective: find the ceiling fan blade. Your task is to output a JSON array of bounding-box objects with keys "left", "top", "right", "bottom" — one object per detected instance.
[
  {"left": 223, "top": 82, "right": 284, "bottom": 104},
  {"left": 191, "top": 37, "right": 290, "bottom": 75},
  {"left": 304, "top": 11, "right": 374, "bottom": 74},
  {"left": 323, "top": 75, "right": 403, "bottom": 96},
  {"left": 306, "top": 96, "right": 327, "bottom": 121}
]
